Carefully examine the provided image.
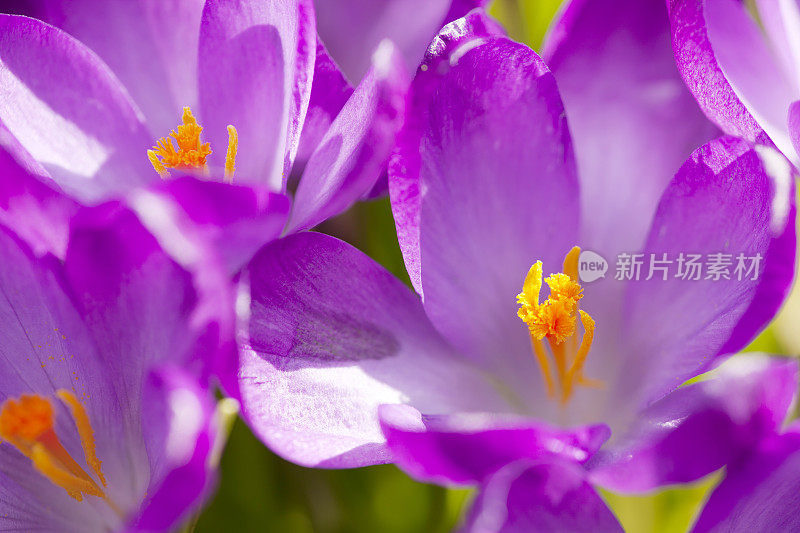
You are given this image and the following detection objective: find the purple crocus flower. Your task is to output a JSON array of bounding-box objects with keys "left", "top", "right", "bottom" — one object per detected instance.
[
  {"left": 0, "top": 150, "right": 230, "bottom": 532},
  {"left": 669, "top": 0, "right": 800, "bottom": 168},
  {"left": 0, "top": 0, "right": 407, "bottom": 272},
  {"left": 234, "top": 2, "right": 797, "bottom": 530}
]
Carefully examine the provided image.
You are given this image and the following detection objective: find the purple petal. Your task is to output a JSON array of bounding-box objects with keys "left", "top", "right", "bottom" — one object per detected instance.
[
  {"left": 703, "top": 0, "right": 798, "bottom": 164},
  {"left": 0, "top": 137, "right": 78, "bottom": 258},
  {"left": 314, "top": 0, "right": 488, "bottom": 83},
  {"left": 288, "top": 40, "right": 408, "bottom": 232},
  {"left": 238, "top": 232, "right": 507, "bottom": 467},
  {"left": 620, "top": 138, "right": 796, "bottom": 404},
  {"left": 131, "top": 366, "right": 218, "bottom": 532},
  {"left": 389, "top": 11, "right": 580, "bottom": 385},
  {"left": 0, "top": 14, "right": 154, "bottom": 203},
  {"left": 790, "top": 100, "right": 800, "bottom": 160},
  {"left": 590, "top": 354, "right": 799, "bottom": 492},
  {"left": 129, "top": 176, "right": 290, "bottom": 276},
  {"left": 380, "top": 404, "right": 610, "bottom": 486},
  {"left": 24, "top": 0, "right": 205, "bottom": 137},
  {"left": 692, "top": 426, "right": 800, "bottom": 533},
  {"left": 292, "top": 41, "right": 354, "bottom": 177},
  {"left": 544, "top": 0, "right": 719, "bottom": 254},
  {"left": 464, "top": 459, "right": 623, "bottom": 533},
  {"left": 198, "top": 0, "right": 315, "bottom": 190},
  {"left": 669, "top": 0, "right": 771, "bottom": 149},
  {"left": 754, "top": 0, "right": 800, "bottom": 95}
]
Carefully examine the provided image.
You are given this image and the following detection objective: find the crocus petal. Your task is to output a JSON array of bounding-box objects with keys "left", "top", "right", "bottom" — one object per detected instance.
[
  {"left": 692, "top": 426, "right": 800, "bottom": 533},
  {"left": 314, "top": 0, "right": 488, "bottom": 83},
  {"left": 589, "top": 354, "right": 798, "bottom": 492},
  {"left": 131, "top": 366, "right": 217, "bottom": 532},
  {"left": 23, "top": 0, "right": 205, "bottom": 137},
  {"left": 379, "top": 404, "right": 610, "bottom": 486},
  {"left": 544, "top": 0, "right": 719, "bottom": 254},
  {"left": 703, "top": 0, "right": 798, "bottom": 165},
  {"left": 754, "top": 0, "right": 800, "bottom": 94},
  {"left": 389, "top": 10, "right": 580, "bottom": 385},
  {"left": 0, "top": 14, "right": 154, "bottom": 203},
  {"left": 198, "top": 0, "right": 315, "bottom": 190},
  {"left": 128, "top": 176, "right": 290, "bottom": 276},
  {"left": 238, "top": 232, "right": 507, "bottom": 468},
  {"left": 620, "top": 138, "right": 796, "bottom": 404},
  {"left": 292, "top": 41, "right": 354, "bottom": 176},
  {"left": 789, "top": 100, "right": 800, "bottom": 159},
  {"left": 464, "top": 459, "right": 623, "bottom": 533},
  {"left": 668, "top": 0, "right": 773, "bottom": 152},
  {"left": 0, "top": 138, "right": 78, "bottom": 258},
  {"left": 288, "top": 40, "right": 408, "bottom": 232}
]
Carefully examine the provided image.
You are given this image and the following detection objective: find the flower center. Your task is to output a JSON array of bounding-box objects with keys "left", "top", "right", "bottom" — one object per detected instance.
[
  {"left": 516, "top": 246, "right": 601, "bottom": 404},
  {"left": 0, "top": 391, "right": 117, "bottom": 510},
  {"left": 147, "top": 106, "right": 238, "bottom": 182}
]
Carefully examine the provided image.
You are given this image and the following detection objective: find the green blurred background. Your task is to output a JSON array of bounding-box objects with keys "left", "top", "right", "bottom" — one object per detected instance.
[{"left": 194, "top": 1, "right": 799, "bottom": 531}]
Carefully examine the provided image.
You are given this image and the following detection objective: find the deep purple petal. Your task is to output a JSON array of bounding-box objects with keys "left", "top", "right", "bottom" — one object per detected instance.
[
  {"left": 544, "top": 0, "right": 719, "bottom": 254},
  {"left": 23, "top": 0, "right": 205, "bottom": 137},
  {"left": 238, "top": 232, "right": 507, "bottom": 468},
  {"left": 131, "top": 366, "right": 218, "bottom": 532},
  {"left": 464, "top": 459, "right": 623, "bottom": 533},
  {"left": 314, "top": 0, "right": 487, "bottom": 83},
  {"left": 692, "top": 427, "right": 800, "bottom": 533},
  {"left": 389, "top": 11, "right": 580, "bottom": 389},
  {"left": 619, "top": 138, "right": 796, "bottom": 404},
  {"left": 590, "top": 354, "right": 798, "bottom": 492},
  {"left": 380, "top": 404, "right": 610, "bottom": 486},
  {"left": 288, "top": 40, "right": 408, "bottom": 232},
  {"left": 198, "top": 0, "right": 315, "bottom": 190},
  {"left": 668, "top": 0, "right": 770, "bottom": 148},
  {"left": 0, "top": 137, "right": 78, "bottom": 258},
  {"left": 0, "top": 14, "right": 154, "bottom": 203}
]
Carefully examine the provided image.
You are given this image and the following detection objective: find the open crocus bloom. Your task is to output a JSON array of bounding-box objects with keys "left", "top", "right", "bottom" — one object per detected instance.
[
  {"left": 0, "top": 150, "right": 229, "bottom": 531},
  {"left": 669, "top": 0, "right": 800, "bottom": 167},
  {"left": 235, "top": 2, "right": 797, "bottom": 529},
  {"left": 0, "top": 0, "right": 408, "bottom": 272}
]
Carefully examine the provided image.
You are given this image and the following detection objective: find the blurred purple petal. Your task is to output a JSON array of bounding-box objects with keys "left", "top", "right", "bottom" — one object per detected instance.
[
  {"left": 590, "top": 354, "right": 799, "bottom": 492},
  {"left": 465, "top": 459, "right": 623, "bottom": 533}
]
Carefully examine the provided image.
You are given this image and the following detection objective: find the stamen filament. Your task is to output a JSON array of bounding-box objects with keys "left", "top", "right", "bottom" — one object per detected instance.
[
  {"left": 530, "top": 335, "right": 555, "bottom": 398},
  {"left": 57, "top": 390, "right": 106, "bottom": 487},
  {"left": 225, "top": 125, "right": 238, "bottom": 183},
  {"left": 31, "top": 443, "right": 104, "bottom": 501},
  {"left": 564, "top": 310, "right": 596, "bottom": 400}
]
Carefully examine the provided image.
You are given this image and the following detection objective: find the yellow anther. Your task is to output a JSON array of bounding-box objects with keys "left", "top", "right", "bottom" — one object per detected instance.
[
  {"left": 147, "top": 106, "right": 238, "bottom": 182},
  {"left": 0, "top": 392, "right": 108, "bottom": 503},
  {"left": 516, "top": 247, "right": 602, "bottom": 404},
  {"left": 225, "top": 125, "right": 238, "bottom": 184},
  {"left": 57, "top": 390, "right": 105, "bottom": 487}
]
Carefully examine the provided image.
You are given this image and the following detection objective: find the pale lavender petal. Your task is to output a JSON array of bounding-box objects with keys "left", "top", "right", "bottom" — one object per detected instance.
[
  {"left": 464, "top": 459, "right": 623, "bottom": 533},
  {"left": 619, "top": 138, "right": 796, "bottom": 405},
  {"left": 380, "top": 404, "right": 610, "bottom": 486},
  {"left": 314, "top": 0, "right": 488, "bottom": 83},
  {"left": 238, "top": 232, "right": 507, "bottom": 467},
  {"left": 789, "top": 100, "right": 800, "bottom": 159},
  {"left": 755, "top": 0, "right": 800, "bottom": 95},
  {"left": 669, "top": 0, "right": 770, "bottom": 148},
  {"left": 0, "top": 14, "right": 154, "bottom": 203},
  {"left": 389, "top": 11, "right": 579, "bottom": 391},
  {"left": 692, "top": 426, "right": 800, "bottom": 533},
  {"left": 24, "top": 0, "right": 205, "bottom": 137},
  {"left": 590, "top": 354, "right": 798, "bottom": 492},
  {"left": 288, "top": 40, "right": 407, "bottom": 232},
  {"left": 131, "top": 366, "right": 217, "bottom": 532},
  {"left": 198, "top": 0, "right": 315, "bottom": 190},
  {"left": 544, "top": 0, "right": 719, "bottom": 254}
]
